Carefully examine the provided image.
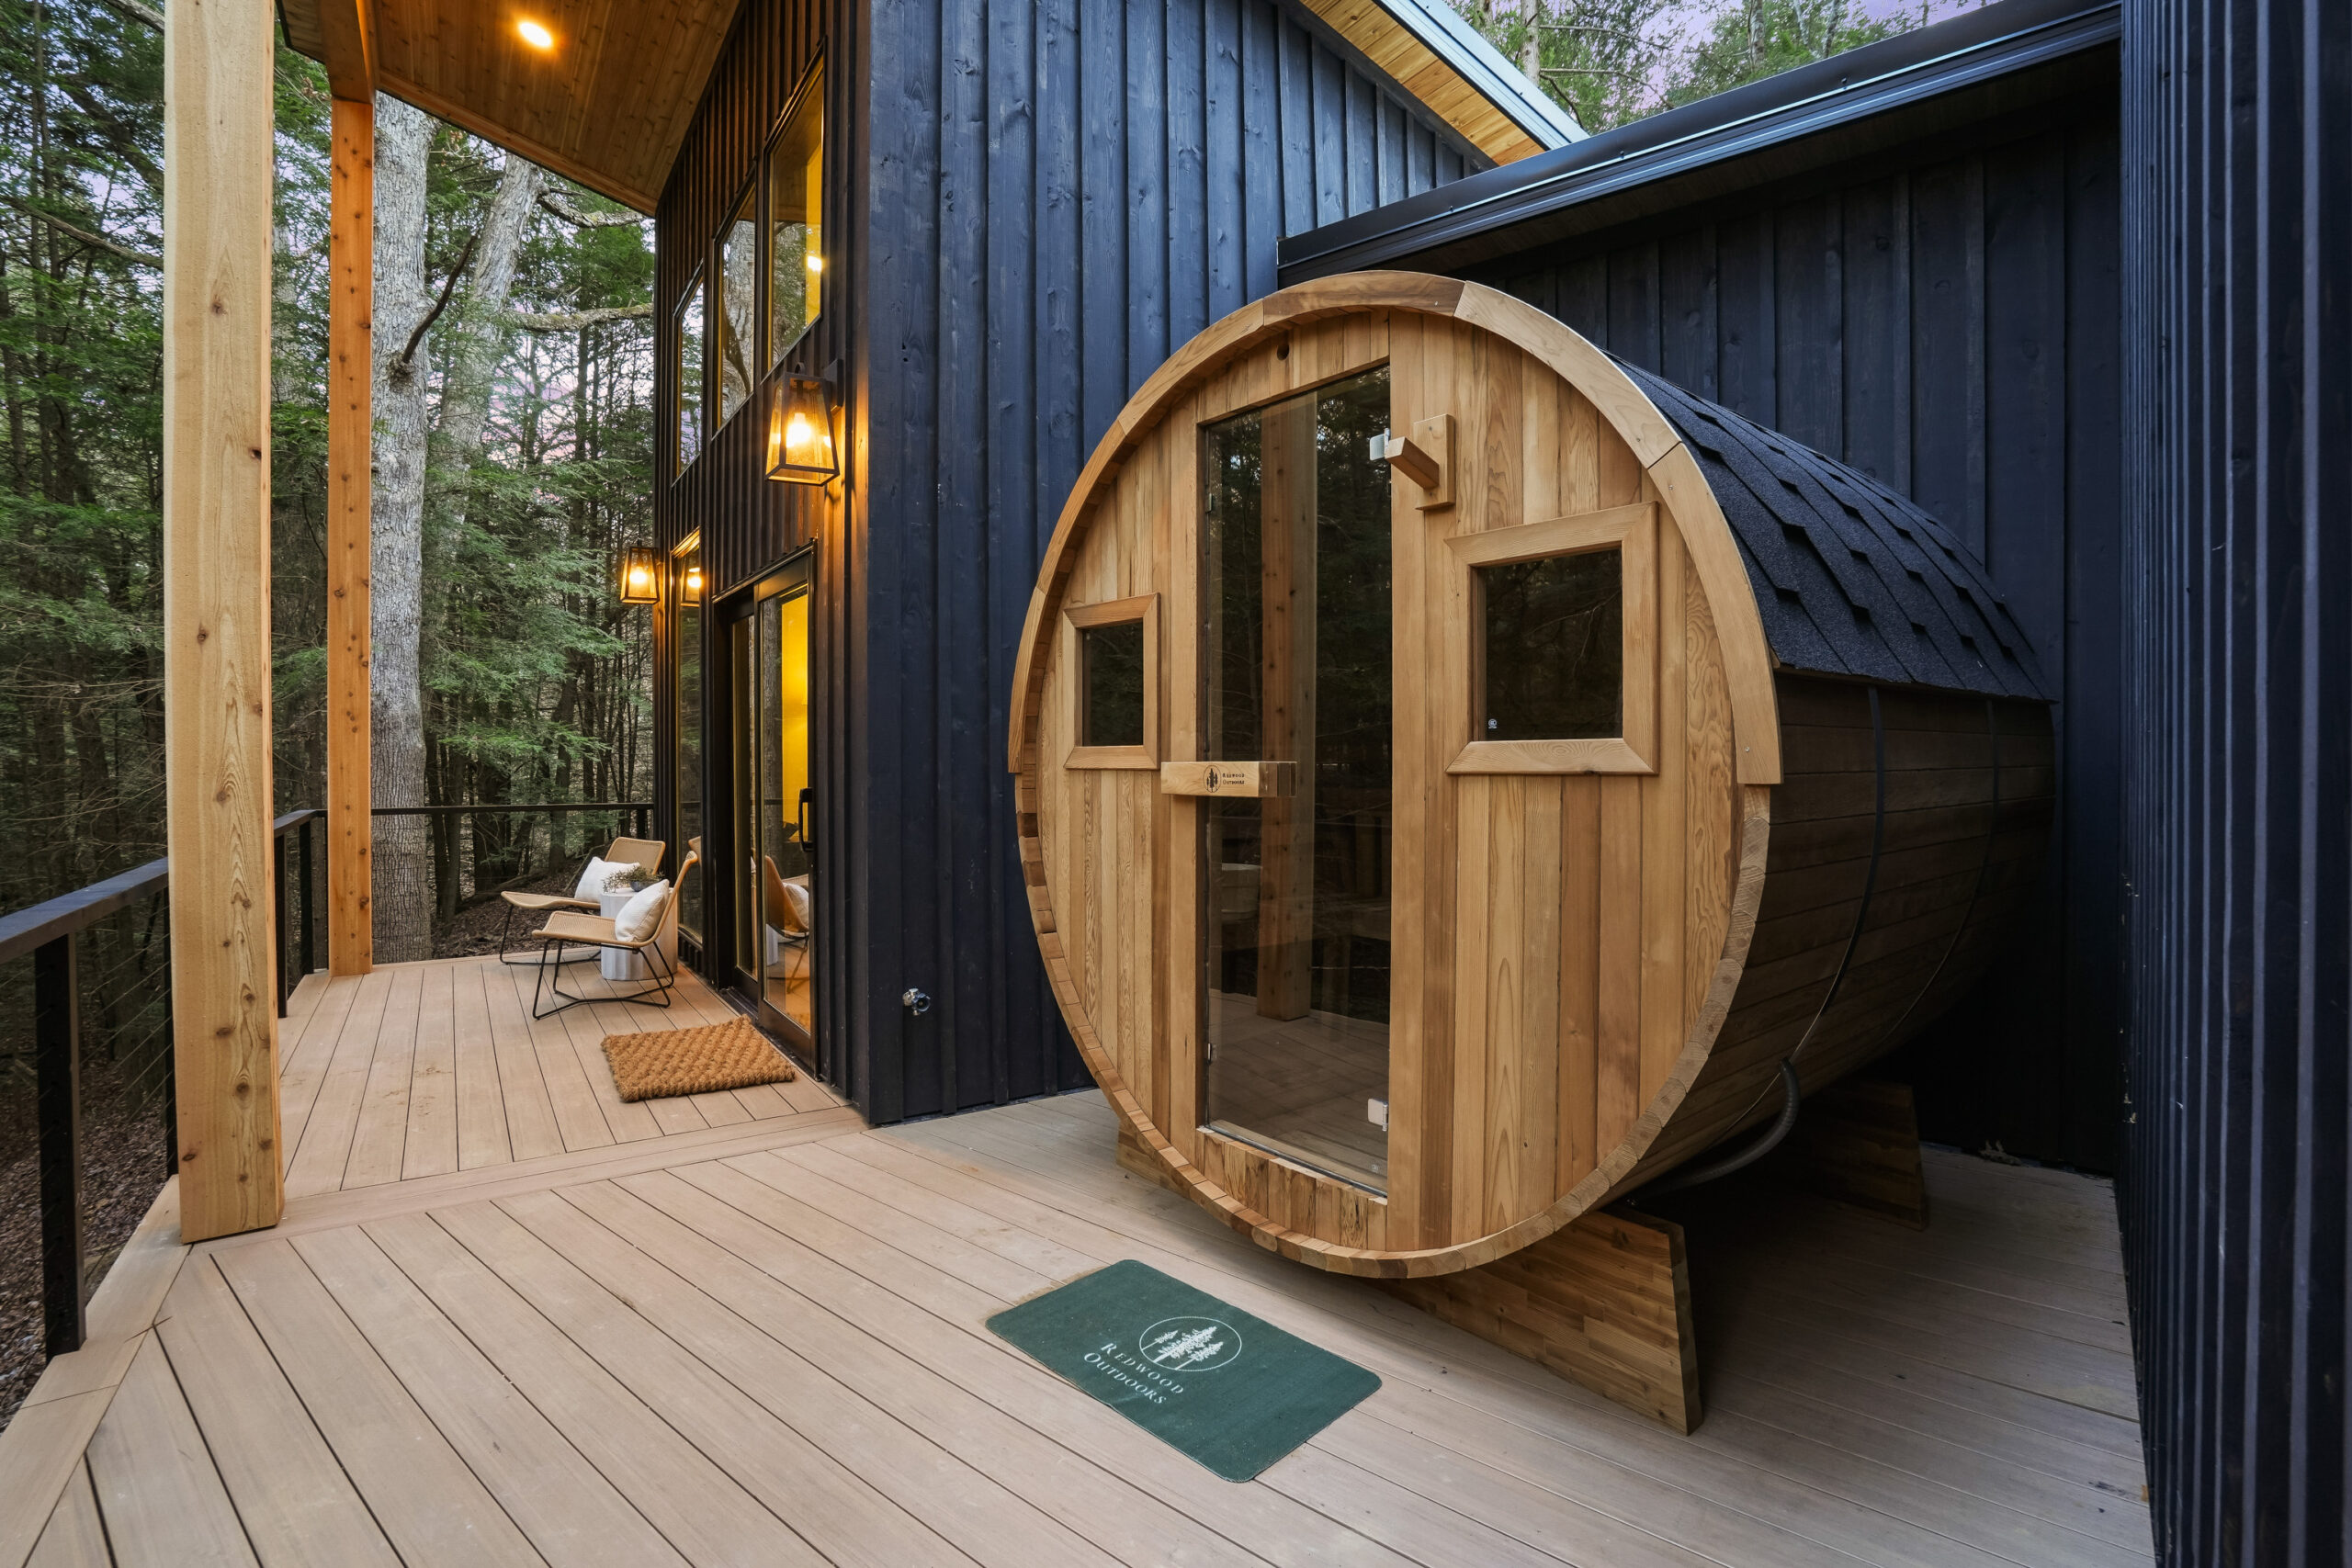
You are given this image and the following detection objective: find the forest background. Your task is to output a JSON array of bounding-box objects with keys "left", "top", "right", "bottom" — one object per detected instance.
[{"left": 0, "top": 0, "right": 1974, "bottom": 953}]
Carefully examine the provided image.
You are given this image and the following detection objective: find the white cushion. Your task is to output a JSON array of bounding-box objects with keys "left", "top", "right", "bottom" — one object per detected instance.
[
  {"left": 782, "top": 877, "right": 812, "bottom": 932},
  {"left": 574, "top": 855, "right": 616, "bottom": 899},
  {"left": 613, "top": 879, "right": 669, "bottom": 942}
]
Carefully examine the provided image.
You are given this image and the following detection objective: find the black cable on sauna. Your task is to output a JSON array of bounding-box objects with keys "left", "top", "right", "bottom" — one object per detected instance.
[{"left": 1637, "top": 684, "right": 1888, "bottom": 1198}]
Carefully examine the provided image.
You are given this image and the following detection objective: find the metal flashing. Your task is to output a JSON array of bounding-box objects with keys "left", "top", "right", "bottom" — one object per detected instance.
[
  {"left": 1278, "top": 0, "right": 2119, "bottom": 279},
  {"left": 1372, "top": 0, "right": 1586, "bottom": 148}
]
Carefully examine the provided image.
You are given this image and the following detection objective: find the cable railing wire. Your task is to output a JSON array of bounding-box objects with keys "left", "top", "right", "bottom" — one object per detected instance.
[{"left": 3, "top": 799, "right": 650, "bottom": 1430}]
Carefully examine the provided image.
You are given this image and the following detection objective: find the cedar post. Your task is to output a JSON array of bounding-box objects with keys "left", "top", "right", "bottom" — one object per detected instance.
[
  {"left": 163, "top": 0, "right": 286, "bottom": 1241},
  {"left": 1255, "top": 397, "right": 1317, "bottom": 1021},
  {"left": 327, "top": 95, "right": 375, "bottom": 976}
]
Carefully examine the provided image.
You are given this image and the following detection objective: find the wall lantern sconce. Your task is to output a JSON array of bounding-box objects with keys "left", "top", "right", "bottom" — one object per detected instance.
[
  {"left": 766, "top": 372, "right": 839, "bottom": 485},
  {"left": 618, "top": 544, "right": 662, "bottom": 605}
]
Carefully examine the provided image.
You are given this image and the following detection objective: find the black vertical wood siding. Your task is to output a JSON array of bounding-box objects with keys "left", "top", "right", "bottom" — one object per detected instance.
[
  {"left": 2119, "top": 0, "right": 2352, "bottom": 1558},
  {"left": 1454, "top": 99, "right": 2124, "bottom": 1173},
  {"left": 858, "top": 0, "right": 1476, "bottom": 1123},
  {"left": 657, "top": 0, "right": 1481, "bottom": 1123}
]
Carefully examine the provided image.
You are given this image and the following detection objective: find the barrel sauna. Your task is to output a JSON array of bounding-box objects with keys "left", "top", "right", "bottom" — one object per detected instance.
[{"left": 1009, "top": 271, "right": 2052, "bottom": 1289}]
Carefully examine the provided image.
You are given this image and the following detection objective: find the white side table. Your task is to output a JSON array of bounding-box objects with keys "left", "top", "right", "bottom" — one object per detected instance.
[{"left": 595, "top": 890, "right": 650, "bottom": 981}]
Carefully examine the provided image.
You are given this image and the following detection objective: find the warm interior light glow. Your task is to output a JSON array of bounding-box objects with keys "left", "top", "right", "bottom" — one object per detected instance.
[
  {"left": 517, "top": 17, "right": 555, "bottom": 50},
  {"left": 806, "top": 254, "right": 824, "bottom": 274},
  {"left": 628, "top": 565, "right": 651, "bottom": 591},
  {"left": 684, "top": 566, "right": 704, "bottom": 596}
]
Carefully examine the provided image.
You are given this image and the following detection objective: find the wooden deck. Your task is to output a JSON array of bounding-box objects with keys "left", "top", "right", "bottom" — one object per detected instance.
[
  {"left": 277, "top": 955, "right": 846, "bottom": 1197},
  {"left": 0, "top": 1039, "right": 2150, "bottom": 1568}
]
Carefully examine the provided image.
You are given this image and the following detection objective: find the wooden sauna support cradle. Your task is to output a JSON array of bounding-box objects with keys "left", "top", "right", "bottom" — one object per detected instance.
[{"left": 1009, "top": 273, "right": 2053, "bottom": 1430}]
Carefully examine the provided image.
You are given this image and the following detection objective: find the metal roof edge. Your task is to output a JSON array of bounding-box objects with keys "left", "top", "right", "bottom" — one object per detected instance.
[
  {"left": 1373, "top": 0, "right": 1587, "bottom": 149},
  {"left": 1277, "top": 0, "right": 2119, "bottom": 279}
]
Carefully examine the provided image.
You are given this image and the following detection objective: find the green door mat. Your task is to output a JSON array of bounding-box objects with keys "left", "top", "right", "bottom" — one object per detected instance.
[{"left": 987, "top": 1258, "right": 1381, "bottom": 1482}]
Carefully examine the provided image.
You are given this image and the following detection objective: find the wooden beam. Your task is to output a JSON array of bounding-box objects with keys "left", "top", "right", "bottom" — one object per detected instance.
[
  {"left": 164, "top": 0, "right": 286, "bottom": 1242},
  {"left": 327, "top": 95, "right": 374, "bottom": 977},
  {"left": 376, "top": 73, "right": 660, "bottom": 216},
  {"left": 311, "top": 0, "right": 375, "bottom": 101}
]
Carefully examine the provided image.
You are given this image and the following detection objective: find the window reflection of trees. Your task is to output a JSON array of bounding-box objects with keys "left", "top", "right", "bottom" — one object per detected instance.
[
  {"left": 674, "top": 278, "right": 703, "bottom": 473},
  {"left": 718, "top": 200, "right": 758, "bottom": 423}
]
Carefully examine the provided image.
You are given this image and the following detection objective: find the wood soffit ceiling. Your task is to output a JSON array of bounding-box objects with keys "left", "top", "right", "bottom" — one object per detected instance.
[
  {"left": 1295, "top": 0, "right": 1550, "bottom": 164},
  {"left": 279, "top": 0, "right": 742, "bottom": 212}
]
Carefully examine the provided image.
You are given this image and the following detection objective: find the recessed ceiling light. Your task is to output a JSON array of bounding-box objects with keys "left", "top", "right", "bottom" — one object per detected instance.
[{"left": 517, "top": 18, "right": 555, "bottom": 50}]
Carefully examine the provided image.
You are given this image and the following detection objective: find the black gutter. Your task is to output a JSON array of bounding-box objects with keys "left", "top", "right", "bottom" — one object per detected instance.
[{"left": 1277, "top": 0, "right": 2118, "bottom": 281}]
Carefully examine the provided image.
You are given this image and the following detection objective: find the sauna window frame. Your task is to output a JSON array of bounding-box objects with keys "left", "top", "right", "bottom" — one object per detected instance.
[
  {"left": 1062, "top": 594, "right": 1159, "bottom": 770},
  {"left": 1446, "top": 502, "right": 1657, "bottom": 775}
]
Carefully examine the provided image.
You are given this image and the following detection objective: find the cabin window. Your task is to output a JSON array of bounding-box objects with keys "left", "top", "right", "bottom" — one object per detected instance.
[
  {"left": 715, "top": 191, "right": 758, "bottom": 425},
  {"left": 1477, "top": 547, "right": 1623, "bottom": 739},
  {"left": 673, "top": 274, "right": 704, "bottom": 475},
  {"left": 1445, "top": 502, "right": 1657, "bottom": 774},
  {"left": 766, "top": 64, "right": 824, "bottom": 368},
  {"left": 1080, "top": 620, "right": 1147, "bottom": 748},
  {"left": 674, "top": 537, "right": 705, "bottom": 942},
  {"left": 1062, "top": 595, "right": 1159, "bottom": 768}
]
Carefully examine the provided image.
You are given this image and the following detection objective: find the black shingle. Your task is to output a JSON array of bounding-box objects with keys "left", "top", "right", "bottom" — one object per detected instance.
[{"left": 1621, "top": 362, "right": 2051, "bottom": 702}]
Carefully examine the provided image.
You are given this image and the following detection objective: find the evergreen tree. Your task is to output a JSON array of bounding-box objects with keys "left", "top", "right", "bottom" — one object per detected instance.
[
  {"left": 1448, "top": 0, "right": 1969, "bottom": 133},
  {"left": 0, "top": 4, "right": 659, "bottom": 964}
]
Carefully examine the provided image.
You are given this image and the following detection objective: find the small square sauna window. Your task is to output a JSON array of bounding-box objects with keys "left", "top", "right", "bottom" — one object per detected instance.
[
  {"left": 1478, "top": 547, "right": 1623, "bottom": 740},
  {"left": 1062, "top": 593, "right": 1158, "bottom": 767},
  {"left": 1080, "top": 619, "right": 1147, "bottom": 749}
]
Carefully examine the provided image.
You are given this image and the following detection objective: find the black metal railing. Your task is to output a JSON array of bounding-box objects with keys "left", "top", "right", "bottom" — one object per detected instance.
[{"left": 0, "top": 809, "right": 322, "bottom": 1371}]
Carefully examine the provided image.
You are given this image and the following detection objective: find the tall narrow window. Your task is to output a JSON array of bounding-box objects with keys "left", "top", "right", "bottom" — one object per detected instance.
[
  {"left": 715, "top": 192, "right": 758, "bottom": 425},
  {"left": 674, "top": 540, "right": 704, "bottom": 942},
  {"left": 673, "top": 275, "right": 704, "bottom": 475},
  {"left": 766, "top": 65, "right": 824, "bottom": 368}
]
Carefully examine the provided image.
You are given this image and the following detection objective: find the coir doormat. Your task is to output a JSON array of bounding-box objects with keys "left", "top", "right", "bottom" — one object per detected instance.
[
  {"left": 987, "top": 1259, "right": 1379, "bottom": 1481},
  {"left": 601, "top": 1019, "right": 797, "bottom": 1101}
]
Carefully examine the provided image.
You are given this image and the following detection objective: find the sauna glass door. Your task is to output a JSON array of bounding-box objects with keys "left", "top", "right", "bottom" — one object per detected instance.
[
  {"left": 1198, "top": 367, "right": 1393, "bottom": 1191},
  {"left": 729, "top": 568, "right": 815, "bottom": 1048}
]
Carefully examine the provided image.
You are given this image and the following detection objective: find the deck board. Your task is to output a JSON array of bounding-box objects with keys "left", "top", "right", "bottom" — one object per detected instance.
[
  {"left": 0, "top": 1043, "right": 2151, "bottom": 1568},
  {"left": 25, "top": 1465, "right": 107, "bottom": 1568},
  {"left": 276, "top": 955, "right": 840, "bottom": 1196}
]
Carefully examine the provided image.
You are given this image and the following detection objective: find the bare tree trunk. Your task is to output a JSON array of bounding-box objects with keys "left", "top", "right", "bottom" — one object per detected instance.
[
  {"left": 435, "top": 153, "right": 542, "bottom": 536},
  {"left": 369, "top": 94, "right": 435, "bottom": 959}
]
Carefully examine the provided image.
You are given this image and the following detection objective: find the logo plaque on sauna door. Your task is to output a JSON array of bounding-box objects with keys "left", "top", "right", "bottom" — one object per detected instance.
[{"left": 987, "top": 1259, "right": 1378, "bottom": 1480}]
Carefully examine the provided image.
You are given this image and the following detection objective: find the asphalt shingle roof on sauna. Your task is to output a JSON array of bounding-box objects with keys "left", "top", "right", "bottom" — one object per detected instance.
[{"left": 1619, "top": 362, "right": 2052, "bottom": 702}]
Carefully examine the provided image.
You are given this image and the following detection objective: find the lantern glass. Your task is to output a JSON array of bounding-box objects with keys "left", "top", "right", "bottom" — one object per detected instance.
[
  {"left": 618, "top": 544, "right": 661, "bottom": 605},
  {"left": 766, "top": 376, "right": 838, "bottom": 484}
]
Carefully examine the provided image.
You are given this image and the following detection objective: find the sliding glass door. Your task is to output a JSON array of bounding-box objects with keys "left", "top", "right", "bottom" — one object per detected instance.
[{"left": 728, "top": 559, "right": 815, "bottom": 1048}]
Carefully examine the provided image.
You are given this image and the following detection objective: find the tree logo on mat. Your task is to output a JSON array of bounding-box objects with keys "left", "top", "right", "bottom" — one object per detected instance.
[{"left": 1138, "top": 1315, "right": 1242, "bottom": 1371}]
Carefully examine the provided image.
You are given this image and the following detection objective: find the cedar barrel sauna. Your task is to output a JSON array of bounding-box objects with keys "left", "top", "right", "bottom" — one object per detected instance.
[{"left": 1009, "top": 272, "right": 2052, "bottom": 1427}]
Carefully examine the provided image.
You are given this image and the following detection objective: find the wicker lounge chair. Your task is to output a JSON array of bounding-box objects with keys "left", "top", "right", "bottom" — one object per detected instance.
[
  {"left": 496, "top": 835, "right": 666, "bottom": 964},
  {"left": 528, "top": 852, "right": 698, "bottom": 1019}
]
